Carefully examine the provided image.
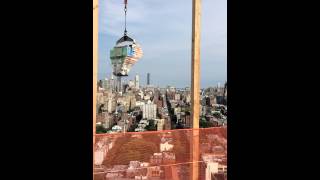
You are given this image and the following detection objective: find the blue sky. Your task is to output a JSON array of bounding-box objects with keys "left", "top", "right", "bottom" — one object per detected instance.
[{"left": 98, "top": 0, "right": 227, "bottom": 88}]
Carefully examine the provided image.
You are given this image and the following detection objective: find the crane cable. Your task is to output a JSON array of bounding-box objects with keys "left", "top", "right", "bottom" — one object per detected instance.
[{"left": 124, "top": 0, "right": 128, "bottom": 36}]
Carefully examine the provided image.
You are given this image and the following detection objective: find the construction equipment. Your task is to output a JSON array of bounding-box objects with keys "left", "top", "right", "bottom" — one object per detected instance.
[{"left": 110, "top": 0, "right": 143, "bottom": 77}]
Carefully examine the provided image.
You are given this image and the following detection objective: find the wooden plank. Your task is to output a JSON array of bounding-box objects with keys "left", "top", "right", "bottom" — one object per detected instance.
[
  {"left": 191, "top": 0, "right": 201, "bottom": 129},
  {"left": 191, "top": 0, "right": 201, "bottom": 179},
  {"left": 93, "top": 0, "right": 99, "bottom": 179}
]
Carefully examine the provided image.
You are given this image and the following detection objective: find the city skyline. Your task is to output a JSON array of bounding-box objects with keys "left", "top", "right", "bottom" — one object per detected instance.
[
  {"left": 99, "top": 73, "right": 226, "bottom": 89},
  {"left": 98, "top": 0, "right": 227, "bottom": 88}
]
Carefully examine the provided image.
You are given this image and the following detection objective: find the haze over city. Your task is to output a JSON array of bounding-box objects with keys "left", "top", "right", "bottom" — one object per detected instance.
[{"left": 98, "top": 0, "right": 227, "bottom": 88}]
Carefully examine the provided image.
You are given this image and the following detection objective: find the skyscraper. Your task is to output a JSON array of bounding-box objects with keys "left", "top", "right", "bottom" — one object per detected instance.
[
  {"left": 141, "top": 102, "right": 157, "bottom": 119},
  {"left": 147, "top": 73, "right": 150, "bottom": 85},
  {"left": 135, "top": 74, "right": 139, "bottom": 89},
  {"left": 102, "top": 78, "right": 109, "bottom": 90},
  {"left": 109, "top": 74, "right": 115, "bottom": 92},
  {"left": 116, "top": 76, "right": 122, "bottom": 92}
]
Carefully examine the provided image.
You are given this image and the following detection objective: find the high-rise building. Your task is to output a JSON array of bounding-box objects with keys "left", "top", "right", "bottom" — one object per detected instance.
[
  {"left": 124, "top": 93, "right": 136, "bottom": 111},
  {"left": 115, "top": 76, "right": 122, "bottom": 92},
  {"left": 97, "top": 92, "right": 104, "bottom": 104},
  {"left": 156, "top": 119, "right": 165, "bottom": 131},
  {"left": 147, "top": 73, "right": 150, "bottom": 85},
  {"left": 223, "top": 81, "right": 227, "bottom": 98},
  {"left": 109, "top": 74, "right": 115, "bottom": 92},
  {"left": 106, "top": 97, "right": 113, "bottom": 113},
  {"left": 141, "top": 102, "right": 157, "bottom": 119},
  {"left": 102, "top": 112, "right": 113, "bottom": 129},
  {"left": 135, "top": 74, "right": 139, "bottom": 89},
  {"left": 186, "top": 94, "right": 191, "bottom": 104},
  {"left": 102, "top": 78, "right": 109, "bottom": 90}
]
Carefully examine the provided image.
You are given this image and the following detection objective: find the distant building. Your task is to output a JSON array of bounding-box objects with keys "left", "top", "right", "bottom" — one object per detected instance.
[
  {"left": 141, "top": 102, "right": 157, "bottom": 119},
  {"left": 128, "top": 80, "right": 135, "bottom": 88},
  {"left": 201, "top": 153, "right": 227, "bottom": 180},
  {"left": 205, "top": 96, "right": 211, "bottom": 106},
  {"left": 150, "top": 152, "right": 175, "bottom": 166},
  {"left": 124, "top": 93, "right": 136, "bottom": 111},
  {"left": 162, "top": 152, "right": 175, "bottom": 164},
  {"left": 164, "top": 117, "right": 171, "bottom": 130},
  {"left": 147, "top": 73, "right": 150, "bottom": 85},
  {"left": 126, "top": 161, "right": 144, "bottom": 178},
  {"left": 143, "top": 95, "right": 151, "bottom": 101},
  {"left": 106, "top": 165, "right": 127, "bottom": 179},
  {"left": 102, "top": 112, "right": 113, "bottom": 129},
  {"left": 136, "top": 101, "right": 145, "bottom": 107},
  {"left": 150, "top": 153, "right": 163, "bottom": 165},
  {"left": 156, "top": 99, "right": 163, "bottom": 108},
  {"left": 97, "top": 92, "right": 104, "bottom": 105},
  {"left": 223, "top": 82, "right": 227, "bottom": 105},
  {"left": 147, "top": 166, "right": 162, "bottom": 178},
  {"left": 212, "top": 173, "right": 227, "bottom": 180},
  {"left": 168, "top": 86, "right": 176, "bottom": 93},
  {"left": 174, "top": 93, "right": 181, "bottom": 101},
  {"left": 210, "top": 96, "right": 217, "bottom": 106},
  {"left": 216, "top": 96, "right": 224, "bottom": 104},
  {"left": 109, "top": 75, "right": 116, "bottom": 92},
  {"left": 174, "top": 107, "right": 181, "bottom": 115},
  {"left": 135, "top": 176, "right": 148, "bottom": 180},
  {"left": 98, "top": 80, "right": 103, "bottom": 89},
  {"left": 157, "top": 119, "right": 165, "bottom": 131},
  {"left": 104, "top": 97, "right": 113, "bottom": 113},
  {"left": 183, "top": 113, "right": 191, "bottom": 128},
  {"left": 186, "top": 94, "right": 191, "bottom": 103},
  {"left": 135, "top": 74, "right": 140, "bottom": 89}
]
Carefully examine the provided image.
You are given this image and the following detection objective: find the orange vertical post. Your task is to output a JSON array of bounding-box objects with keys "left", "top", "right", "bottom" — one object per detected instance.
[
  {"left": 191, "top": 0, "right": 201, "bottom": 179},
  {"left": 93, "top": 0, "right": 99, "bottom": 179}
]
